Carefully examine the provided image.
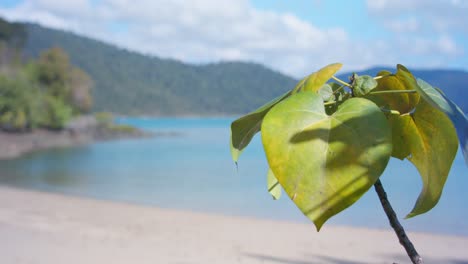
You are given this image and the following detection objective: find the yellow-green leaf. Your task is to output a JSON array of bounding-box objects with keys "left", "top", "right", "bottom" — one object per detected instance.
[
  {"left": 387, "top": 114, "right": 411, "bottom": 160},
  {"left": 415, "top": 78, "right": 468, "bottom": 166},
  {"left": 294, "top": 63, "right": 343, "bottom": 93},
  {"left": 397, "top": 98, "right": 459, "bottom": 218},
  {"left": 366, "top": 66, "right": 420, "bottom": 114},
  {"left": 261, "top": 92, "right": 392, "bottom": 230},
  {"left": 267, "top": 169, "right": 281, "bottom": 200},
  {"left": 230, "top": 90, "right": 291, "bottom": 162}
]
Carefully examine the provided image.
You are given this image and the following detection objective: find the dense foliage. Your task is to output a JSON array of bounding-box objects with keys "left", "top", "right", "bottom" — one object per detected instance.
[
  {"left": 0, "top": 44, "right": 93, "bottom": 131},
  {"left": 231, "top": 63, "right": 467, "bottom": 231},
  {"left": 0, "top": 17, "right": 26, "bottom": 48}
]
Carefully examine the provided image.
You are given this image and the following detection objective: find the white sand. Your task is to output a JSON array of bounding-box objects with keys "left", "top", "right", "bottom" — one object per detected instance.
[{"left": 0, "top": 186, "right": 467, "bottom": 264}]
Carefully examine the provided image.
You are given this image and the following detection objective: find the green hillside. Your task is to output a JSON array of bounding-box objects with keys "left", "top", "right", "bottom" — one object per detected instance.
[
  {"left": 23, "top": 23, "right": 296, "bottom": 115},
  {"left": 3, "top": 18, "right": 467, "bottom": 115}
]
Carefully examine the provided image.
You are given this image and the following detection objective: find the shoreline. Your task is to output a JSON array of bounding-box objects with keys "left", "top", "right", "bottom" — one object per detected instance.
[
  {"left": 0, "top": 115, "right": 151, "bottom": 160},
  {"left": 0, "top": 185, "right": 467, "bottom": 264}
]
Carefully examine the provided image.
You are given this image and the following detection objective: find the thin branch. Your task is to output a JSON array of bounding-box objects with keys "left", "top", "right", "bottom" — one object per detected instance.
[
  {"left": 374, "top": 179, "right": 423, "bottom": 264},
  {"left": 332, "top": 84, "right": 346, "bottom": 95},
  {"left": 373, "top": 74, "right": 391, "bottom": 80},
  {"left": 368, "top": 90, "right": 417, "bottom": 95},
  {"left": 331, "top": 76, "right": 352, "bottom": 87}
]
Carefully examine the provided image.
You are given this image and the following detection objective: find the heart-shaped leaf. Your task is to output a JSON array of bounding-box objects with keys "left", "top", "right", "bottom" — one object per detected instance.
[
  {"left": 366, "top": 66, "right": 420, "bottom": 114},
  {"left": 389, "top": 98, "right": 458, "bottom": 218},
  {"left": 261, "top": 92, "right": 392, "bottom": 230},
  {"left": 415, "top": 78, "right": 468, "bottom": 166},
  {"left": 230, "top": 90, "right": 291, "bottom": 162},
  {"left": 267, "top": 169, "right": 282, "bottom": 200},
  {"left": 294, "top": 63, "right": 343, "bottom": 93}
]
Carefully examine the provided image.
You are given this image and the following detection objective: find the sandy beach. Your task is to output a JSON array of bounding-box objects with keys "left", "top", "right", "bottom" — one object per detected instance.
[{"left": 0, "top": 186, "right": 467, "bottom": 264}]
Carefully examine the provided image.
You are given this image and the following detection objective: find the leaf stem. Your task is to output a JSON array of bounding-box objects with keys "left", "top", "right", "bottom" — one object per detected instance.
[
  {"left": 374, "top": 179, "right": 423, "bottom": 264},
  {"left": 323, "top": 101, "right": 336, "bottom": 106},
  {"left": 380, "top": 108, "right": 401, "bottom": 115},
  {"left": 373, "top": 74, "right": 391, "bottom": 80},
  {"left": 369, "top": 90, "right": 417, "bottom": 95},
  {"left": 331, "top": 76, "right": 352, "bottom": 88},
  {"left": 332, "top": 84, "right": 346, "bottom": 95}
]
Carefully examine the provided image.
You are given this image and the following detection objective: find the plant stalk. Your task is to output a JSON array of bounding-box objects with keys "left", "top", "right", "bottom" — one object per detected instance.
[
  {"left": 331, "top": 76, "right": 352, "bottom": 87},
  {"left": 374, "top": 179, "right": 423, "bottom": 264},
  {"left": 368, "top": 90, "right": 417, "bottom": 95}
]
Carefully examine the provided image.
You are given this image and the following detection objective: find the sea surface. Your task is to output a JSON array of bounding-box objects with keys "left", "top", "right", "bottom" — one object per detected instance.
[{"left": 0, "top": 117, "right": 467, "bottom": 236}]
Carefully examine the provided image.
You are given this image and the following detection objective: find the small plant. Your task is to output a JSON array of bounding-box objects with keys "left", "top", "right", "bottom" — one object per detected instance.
[{"left": 230, "top": 63, "right": 467, "bottom": 264}]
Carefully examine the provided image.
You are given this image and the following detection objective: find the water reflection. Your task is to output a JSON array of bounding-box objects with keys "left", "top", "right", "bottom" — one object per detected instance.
[{"left": 0, "top": 146, "right": 91, "bottom": 190}]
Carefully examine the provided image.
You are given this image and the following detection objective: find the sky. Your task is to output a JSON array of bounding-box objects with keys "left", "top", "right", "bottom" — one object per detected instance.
[{"left": 0, "top": 0, "right": 467, "bottom": 77}]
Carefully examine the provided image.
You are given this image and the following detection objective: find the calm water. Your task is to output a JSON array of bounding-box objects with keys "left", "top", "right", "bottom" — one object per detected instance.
[{"left": 0, "top": 117, "right": 467, "bottom": 236}]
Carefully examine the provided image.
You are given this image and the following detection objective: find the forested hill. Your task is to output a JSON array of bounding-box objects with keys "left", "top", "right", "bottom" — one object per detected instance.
[
  {"left": 22, "top": 23, "right": 296, "bottom": 115},
  {"left": 12, "top": 20, "right": 468, "bottom": 115}
]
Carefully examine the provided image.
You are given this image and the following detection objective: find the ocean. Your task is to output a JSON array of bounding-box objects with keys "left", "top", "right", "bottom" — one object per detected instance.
[{"left": 0, "top": 117, "right": 466, "bottom": 236}]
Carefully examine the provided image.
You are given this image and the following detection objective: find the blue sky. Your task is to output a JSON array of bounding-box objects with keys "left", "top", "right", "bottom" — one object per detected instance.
[{"left": 1, "top": 0, "right": 467, "bottom": 77}]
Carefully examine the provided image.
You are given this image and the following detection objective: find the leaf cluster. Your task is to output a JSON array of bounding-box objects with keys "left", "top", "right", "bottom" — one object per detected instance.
[{"left": 230, "top": 63, "right": 467, "bottom": 230}]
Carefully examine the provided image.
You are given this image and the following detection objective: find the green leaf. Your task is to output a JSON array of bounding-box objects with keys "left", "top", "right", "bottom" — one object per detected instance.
[
  {"left": 230, "top": 90, "right": 291, "bottom": 162},
  {"left": 391, "top": 98, "right": 459, "bottom": 218},
  {"left": 324, "top": 82, "right": 348, "bottom": 116},
  {"left": 377, "top": 70, "right": 392, "bottom": 76},
  {"left": 415, "top": 78, "right": 468, "bottom": 166},
  {"left": 318, "top": 84, "right": 333, "bottom": 102},
  {"left": 261, "top": 92, "right": 392, "bottom": 230},
  {"left": 353, "top": 75, "right": 378, "bottom": 96},
  {"left": 267, "top": 169, "right": 282, "bottom": 200},
  {"left": 387, "top": 114, "right": 411, "bottom": 160},
  {"left": 329, "top": 82, "right": 345, "bottom": 100},
  {"left": 294, "top": 63, "right": 343, "bottom": 93},
  {"left": 365, "top": 66, "right": 420, "bottom": 114}
]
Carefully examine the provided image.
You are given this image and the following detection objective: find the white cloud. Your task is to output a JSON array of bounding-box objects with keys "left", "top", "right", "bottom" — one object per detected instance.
[
  {"left": 437, "top": 35, "right": 461, "bottom": 55},
  {"left": 367, "top": 0, "right": 468, "bottom": 33},
  {"left": 366, "top": 0, "right": 465, "bottom": 66},
  {"left": 0, "top": 0, "right": 465, "bottom": 78},
  {"left": 384, "top": 17, "right": 420, "bottom": 33}
]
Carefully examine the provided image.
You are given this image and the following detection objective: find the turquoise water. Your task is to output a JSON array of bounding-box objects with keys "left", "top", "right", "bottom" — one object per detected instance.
[{"left": 0, "top": 117, "right": 467, "bottom": 236}]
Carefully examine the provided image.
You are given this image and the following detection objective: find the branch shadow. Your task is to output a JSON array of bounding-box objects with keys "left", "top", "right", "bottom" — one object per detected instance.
[
  {"left": 244, "top": 252, "right": 368, "bottom": 264},
  {"left": 382, "top": 253, "right": 468, "bottom": 264},
  {"left": 245, "top": 252, "right": 468, "bottom": 264}
]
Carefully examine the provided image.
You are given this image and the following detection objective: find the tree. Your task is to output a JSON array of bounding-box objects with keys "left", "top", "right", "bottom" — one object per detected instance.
[
  {"left": 34, "top": 47, "right": 93, "bottom": 114},
  {"left": 0, "top": 72, "right": 42, "bottom": 131},
  {"left": 230, "top": 63, "right": 467, "bottom": 264},
  {"left": 67, "top": 67, "right": 93, "bottom": 113},
  {"left": 0, "top": 46, "right": 93, "bottom": 132}
]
